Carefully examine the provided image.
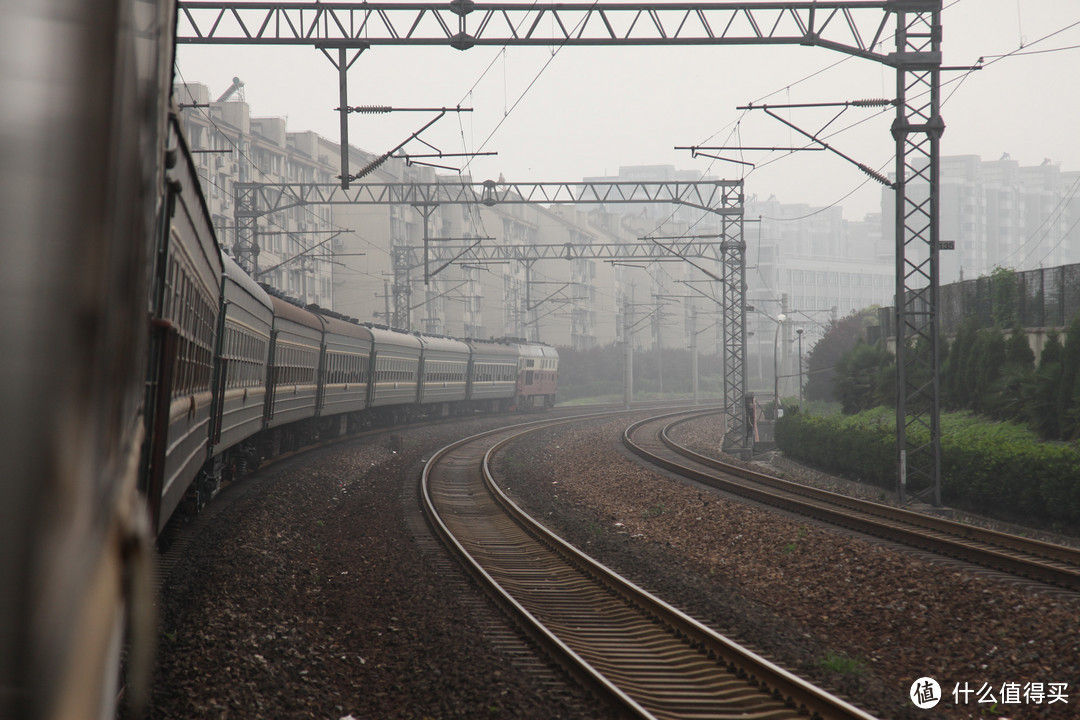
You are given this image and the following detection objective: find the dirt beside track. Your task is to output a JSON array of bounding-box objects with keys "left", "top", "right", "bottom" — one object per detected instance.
[{"left": 149, "top": 412, "right": 1079, "bottom": 720}]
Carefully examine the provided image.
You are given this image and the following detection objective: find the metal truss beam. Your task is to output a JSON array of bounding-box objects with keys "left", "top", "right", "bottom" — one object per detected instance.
[
  {"left": 421, "top": 241, "right": 728, "bottom": 263},
  {"left": 177, "top": 1, "right": 901, "bottom": 65},
  {"left": 202, "top": 1, "right": 943, "bottom": 484},
  {"left": 233, "top": 178, "right": 747, "bottom": 442},
  {"left": 233, "top": 179, "right": 743, "bottom": 215},
  {"left": 720, "top": 218, "right": 749, "bottom": 457},
  {"left": 177, "top": 1, "right": 911, "bottom": 183},
  {"left": 892, "top": 5, "right": 942, "bottom": 505}
]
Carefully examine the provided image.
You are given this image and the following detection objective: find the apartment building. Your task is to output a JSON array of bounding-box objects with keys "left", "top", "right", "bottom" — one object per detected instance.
[
  {"left": 176, "top": 82, "right": 338, "bottom": 309},
  {"left": 882, "top": 154, "right": 1080, "bottom": 285},
  {"left": 175, "top": 82, "right": 654, "bottom": 347}
]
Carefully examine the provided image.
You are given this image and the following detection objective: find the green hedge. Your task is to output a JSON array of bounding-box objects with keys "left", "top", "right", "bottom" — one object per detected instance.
[{"left": 776, "top": 408, "right": 1080, "bottom": 529}]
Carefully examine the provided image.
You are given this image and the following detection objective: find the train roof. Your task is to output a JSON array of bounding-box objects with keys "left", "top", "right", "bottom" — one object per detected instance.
[
  {"left": 466, "top": 338, "right": 520, "bottom": 358},
  {"left": 517, "top": 343, "right": 559, "bottom": 359},
  {"left": 418, "top": 335, "right": 470, "bottom": 353},
  {"left": 316, "top": 312, "right": 374, "bottom": 342},
  {"left": 269, "top": 294, "right": 323, "bottom": 331},
  {"left": 221, "top": 252, "right": 272, "bottom": 310},
  {"left": 368, "top": 325, "right": 422, "bottom": 350}
]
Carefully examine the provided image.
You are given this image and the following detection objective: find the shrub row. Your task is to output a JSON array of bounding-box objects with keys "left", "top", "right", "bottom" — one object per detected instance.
[{"left": 775, "top": 408, "right": 1080, "bottom": 529}]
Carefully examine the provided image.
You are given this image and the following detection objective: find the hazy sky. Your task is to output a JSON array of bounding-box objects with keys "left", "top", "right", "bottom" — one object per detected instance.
[{"left": 175, "top": 1, "right": 1080, "bottom": 221}]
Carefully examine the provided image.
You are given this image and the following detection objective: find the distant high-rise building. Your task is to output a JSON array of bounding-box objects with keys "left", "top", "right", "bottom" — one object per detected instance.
[
  {"left": 883, "top": 154, "right": 1080, "bottom": 284},
  {"left": 746, "top": 194, "right": 894, "bottom": 396}
]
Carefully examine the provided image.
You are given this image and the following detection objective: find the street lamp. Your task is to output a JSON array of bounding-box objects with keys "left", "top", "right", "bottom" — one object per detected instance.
[
  {"left": 796, "top": 328, "right": 804, "bottom": 411},
  {"left": 773, "top": 313, "right": 787, "bottom": 417}
]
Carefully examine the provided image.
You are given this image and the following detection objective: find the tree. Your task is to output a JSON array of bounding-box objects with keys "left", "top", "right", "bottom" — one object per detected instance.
[
  {"left": 990, "top": 266, "right": 1019, "bottom": 328},
  {"left": 1005, "top": 322, "right": 1035, "bottom": 370},
  {"left": 834, "top": 340, "right": 894, "bottom": 415},
  {"left": 804, "top": 307, "right": 880, "bottom": 403},
  {"left": 979, "top": 323, "right": 1037, "bottom": 422},
  {"left": 1060, "top": 315, "right": 1080, "bottom": 438},
  {"left": 942, "top": 315, "right": 980, "bottom": 410},
  {"left": 1026, "top": 361, "right": 1064, "bottom": 439},
  {"left": 1040, "top": 328, "right": 1064, "bottom": 367},
  {"left": 1026, "top": 330, "right": 1064, "bottom": 439},
  {"left": 972, "top": 327, "right": 1007, "bottom": 414}
]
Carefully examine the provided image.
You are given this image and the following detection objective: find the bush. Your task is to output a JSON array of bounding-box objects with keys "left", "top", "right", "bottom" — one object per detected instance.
[{"left": 776, "top": 408, "right": 1080, "bottom": 529}]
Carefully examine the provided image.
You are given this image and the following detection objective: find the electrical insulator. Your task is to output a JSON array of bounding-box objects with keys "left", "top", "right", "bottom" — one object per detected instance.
[{"left": 852, "top": 98, "right": 894, "bottom": 108}]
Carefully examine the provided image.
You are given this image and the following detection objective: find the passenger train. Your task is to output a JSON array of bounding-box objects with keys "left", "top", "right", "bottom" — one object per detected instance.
[
  {"left": 0, "top": 3, "right": 555, "bottom": 718},
  {"left": 150, "top": 120, "right": 557, "bottom": 535},
  {"left": 152, "top": 153, "right": 559, "bottom": 535}
]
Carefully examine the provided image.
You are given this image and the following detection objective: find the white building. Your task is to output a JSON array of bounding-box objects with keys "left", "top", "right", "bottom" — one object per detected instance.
[
  {"left": 176, "top": 82, "right": 338, "bottom": 308},
  {"left": 745, "top": 194, "right": 894, "bottom": 396},
  {"left": 175, "top": 82, "right": 662, "bottom": 347},
  {"left": 882, "top": 154, "right": 1080, "bottom": 285}
]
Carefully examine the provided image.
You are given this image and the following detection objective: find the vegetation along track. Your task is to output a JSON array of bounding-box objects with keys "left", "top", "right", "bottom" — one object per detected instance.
[
  {"left": 421, "top": 410, "right": 876, "bottom": 720},
  {"left": 625, "top": 410, "right": 1080, "bottom": 593}
]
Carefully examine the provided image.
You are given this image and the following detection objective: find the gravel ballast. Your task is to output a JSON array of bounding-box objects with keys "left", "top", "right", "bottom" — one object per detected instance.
[
  {"left": 498, "top": 414, "right": 1079, "bottom": 720},
  {"left": 149, "top": 417, "right": 621, "bottom": 720},
  {"left": 149, "top": 411, "right": 1079, "bottom": 719}
]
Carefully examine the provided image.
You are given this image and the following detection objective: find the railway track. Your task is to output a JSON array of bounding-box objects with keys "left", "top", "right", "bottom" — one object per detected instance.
[
  {"left": 624, "top": 409, "right": 1080, "bottom": 593},
  {"left": 421, "top": 411, "right": 876, "bottom": 720}
]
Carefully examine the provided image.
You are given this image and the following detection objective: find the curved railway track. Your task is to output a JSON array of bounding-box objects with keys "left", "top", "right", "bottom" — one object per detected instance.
[
  {"left": 421, "top": 411, "right": 877, "bottom": 720},
  {"left": 624, "top": 410, "right": 1080, "bottom": 593}
]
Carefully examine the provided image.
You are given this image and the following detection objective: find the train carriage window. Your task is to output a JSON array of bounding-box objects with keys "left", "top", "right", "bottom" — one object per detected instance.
[{"left": 232, "top": 338, "right": 241, "bottom": 387}]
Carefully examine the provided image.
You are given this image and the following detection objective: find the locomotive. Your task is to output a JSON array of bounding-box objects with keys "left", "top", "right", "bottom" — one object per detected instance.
[{"left": 0, "top": 3, "right": 555, "bottom": 718}]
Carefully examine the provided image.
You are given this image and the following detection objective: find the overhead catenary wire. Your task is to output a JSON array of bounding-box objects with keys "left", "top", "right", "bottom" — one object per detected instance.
[
  {"left": 173, "top": 66, "right": 393, "bottom": 270},
  {"left": 684, "top": 0, "right": 1074, "bottom": 227},
  {"left": 179, "top": 3, "right": 1080, "bottom": 328},
  {"left": 751, "top": 9, "right": 1080, "bottom": 225}
]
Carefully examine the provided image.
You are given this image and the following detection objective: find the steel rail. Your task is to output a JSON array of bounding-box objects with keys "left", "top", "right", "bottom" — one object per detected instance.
[
  {"left": 421, "top": 409, "right": 879, "bottom": 720},
  {"left": 623, "top": 411, "right": 1080, "bottom": 592}
]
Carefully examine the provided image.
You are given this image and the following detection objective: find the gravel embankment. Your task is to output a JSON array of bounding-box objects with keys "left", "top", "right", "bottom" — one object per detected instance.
[
  {"left": 149, "top": 416, "right": 621, "bottom": 720},
  {"left": 497, "top": 414, "right": 1080, "bottom": 720},
  {"left": 149, "top": 411, "right": 1079, "bottom": 720}
]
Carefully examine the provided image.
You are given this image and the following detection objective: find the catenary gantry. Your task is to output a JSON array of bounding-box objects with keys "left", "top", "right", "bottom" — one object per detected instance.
[{"left": 178, "top": 0, "right": 945, "bottom": 498}]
